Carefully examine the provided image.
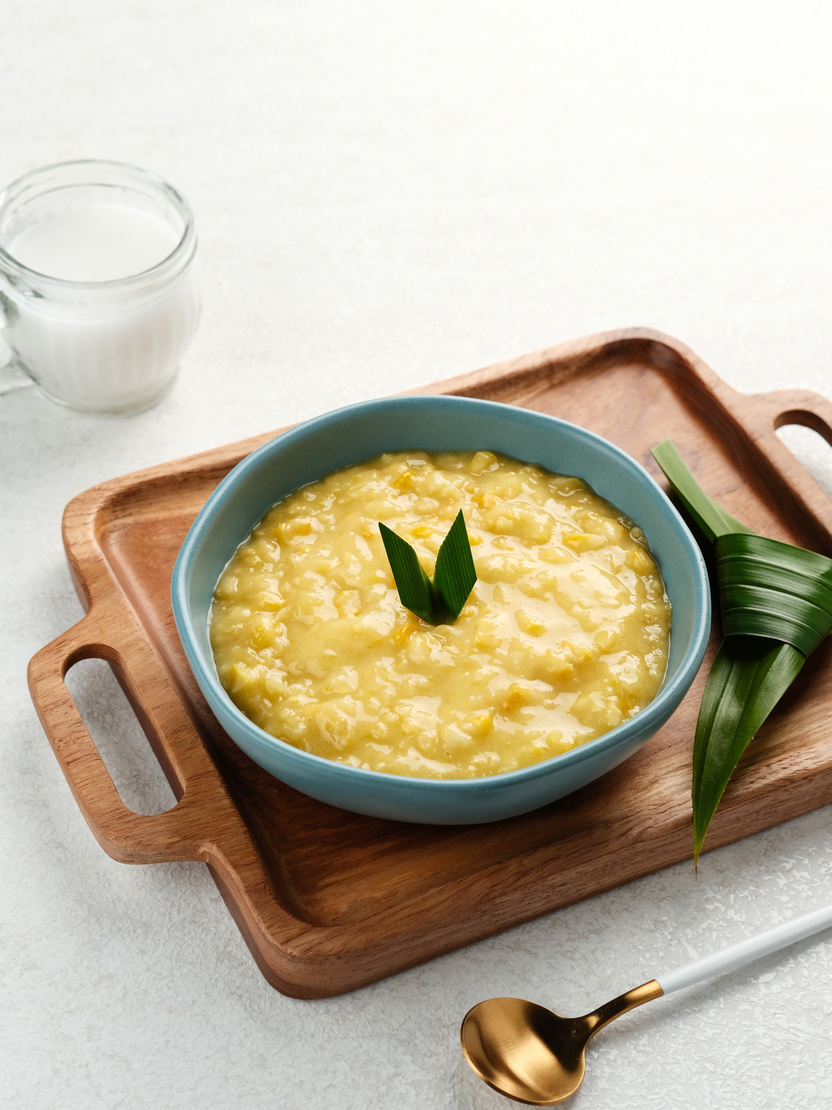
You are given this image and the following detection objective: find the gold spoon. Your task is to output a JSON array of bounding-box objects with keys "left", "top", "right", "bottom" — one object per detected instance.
[{"left": 461, "top": 902, "right": 832, "bottom": 1105}]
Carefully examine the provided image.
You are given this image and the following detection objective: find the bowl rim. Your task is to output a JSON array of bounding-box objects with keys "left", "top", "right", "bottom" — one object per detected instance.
[{"left": 172, "top": 394, "right": 711, "bottom": 794}]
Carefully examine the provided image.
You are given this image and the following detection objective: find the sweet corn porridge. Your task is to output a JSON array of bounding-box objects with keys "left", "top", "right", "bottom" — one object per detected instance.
[{"left": 210, "top": 450, "right": 671, "bottom": 779}]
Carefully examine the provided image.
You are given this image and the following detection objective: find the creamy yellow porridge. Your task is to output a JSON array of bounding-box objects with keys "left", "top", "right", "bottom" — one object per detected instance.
[{"left": 210, "top": 450, "right": 671, "bottom": 779}]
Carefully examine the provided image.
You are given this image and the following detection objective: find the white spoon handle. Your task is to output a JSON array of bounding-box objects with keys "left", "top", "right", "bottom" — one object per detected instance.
[{"left": 657, "top": 903, "right": 832, "bottom": 995}]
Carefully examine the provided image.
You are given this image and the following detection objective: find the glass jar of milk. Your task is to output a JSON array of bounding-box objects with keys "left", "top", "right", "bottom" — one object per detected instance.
[{"left": 0, "top": 160, "right": 200, "bottom": 414}]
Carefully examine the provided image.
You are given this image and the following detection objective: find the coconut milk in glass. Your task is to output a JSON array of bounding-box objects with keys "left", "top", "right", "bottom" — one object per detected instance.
[{"left": 0, "top": 160, "right": 200, "bottom": 414}]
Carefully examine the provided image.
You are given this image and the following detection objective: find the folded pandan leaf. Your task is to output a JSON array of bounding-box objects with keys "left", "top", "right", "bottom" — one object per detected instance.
[
  {"left": 651, "top": 439, "right": 832, "bottom": 865},
  {"left": 379, "top": 510, "right": 477, "bottom": 625}
]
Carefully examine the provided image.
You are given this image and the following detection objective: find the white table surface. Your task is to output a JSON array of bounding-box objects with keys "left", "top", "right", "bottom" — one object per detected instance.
[{"left": 3, "top": 2, "right": 832, "bottom": 1107}]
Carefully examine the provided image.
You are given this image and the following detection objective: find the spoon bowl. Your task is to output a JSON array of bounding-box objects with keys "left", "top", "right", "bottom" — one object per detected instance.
[
  {"left": 461, "top": 998, "right": 586, "bottom": 1105},
  {"left": 461, "top": 984, "right": 660, "bottom": 1105}
]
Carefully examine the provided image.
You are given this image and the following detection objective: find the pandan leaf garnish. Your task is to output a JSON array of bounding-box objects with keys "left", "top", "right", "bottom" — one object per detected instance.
[
  {"left": 652, "top": 439, "right": 832, "bottom": 866},
  {"left": 379, "top": 510, "right": 477, "bottom": 625}
]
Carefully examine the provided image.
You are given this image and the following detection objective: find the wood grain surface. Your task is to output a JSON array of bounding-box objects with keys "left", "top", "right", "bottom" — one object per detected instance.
[{"left": 27, "top": 328, "right": 832, "bottom": 998}]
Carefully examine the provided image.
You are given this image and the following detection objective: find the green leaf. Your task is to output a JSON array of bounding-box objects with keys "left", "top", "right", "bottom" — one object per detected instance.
[
  {"left": 692, "top": 638, "right": 805, "bottom": 863},
  {"left": 433, "top": 510, "right": 478, "bottom": 621},
  {"left": 716, "top": 533, "right": 832, "bottom": 655},
  {"left": 651, "top": 439, "right": 755, "bottom": 543},
  {"left": 378, "top": 523, "right": 436, "bottom": 624},
  {"left": 652, "top": 438, "right": 832, "bottom": 866},
  {"left": 380, "top": 511, "right": 477, "bottom": 625}
]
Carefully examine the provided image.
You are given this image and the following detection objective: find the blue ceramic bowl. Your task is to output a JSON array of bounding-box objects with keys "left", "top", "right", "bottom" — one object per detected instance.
[{"left": 172, "top": 396, "right": 710, "bottom": 824}]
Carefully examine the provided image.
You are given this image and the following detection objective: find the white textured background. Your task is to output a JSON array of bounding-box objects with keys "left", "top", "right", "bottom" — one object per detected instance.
[{"left": 2, "top": 2, "right": 832, "bottom": 1108}]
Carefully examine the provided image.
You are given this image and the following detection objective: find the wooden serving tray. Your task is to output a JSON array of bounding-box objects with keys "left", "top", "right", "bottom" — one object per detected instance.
[{"left": 28, "top": 328, "right": 832, "bottom": 999}]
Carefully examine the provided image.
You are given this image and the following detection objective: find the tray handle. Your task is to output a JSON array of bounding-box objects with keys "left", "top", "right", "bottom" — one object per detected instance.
[
  {"left": 744, "top": 388, "right": 832, "bottom": 531},
  {"left": 28, "top": 605, "right": 216, "bottom": 865},
  {"left": 761, "top": 387, "right": 832, "bottom": 442}
]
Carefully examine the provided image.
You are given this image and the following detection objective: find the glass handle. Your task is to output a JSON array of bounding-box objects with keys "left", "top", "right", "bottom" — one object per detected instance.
[{"left": 0, "top": 294, "right": 33, "bottom": 394}]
